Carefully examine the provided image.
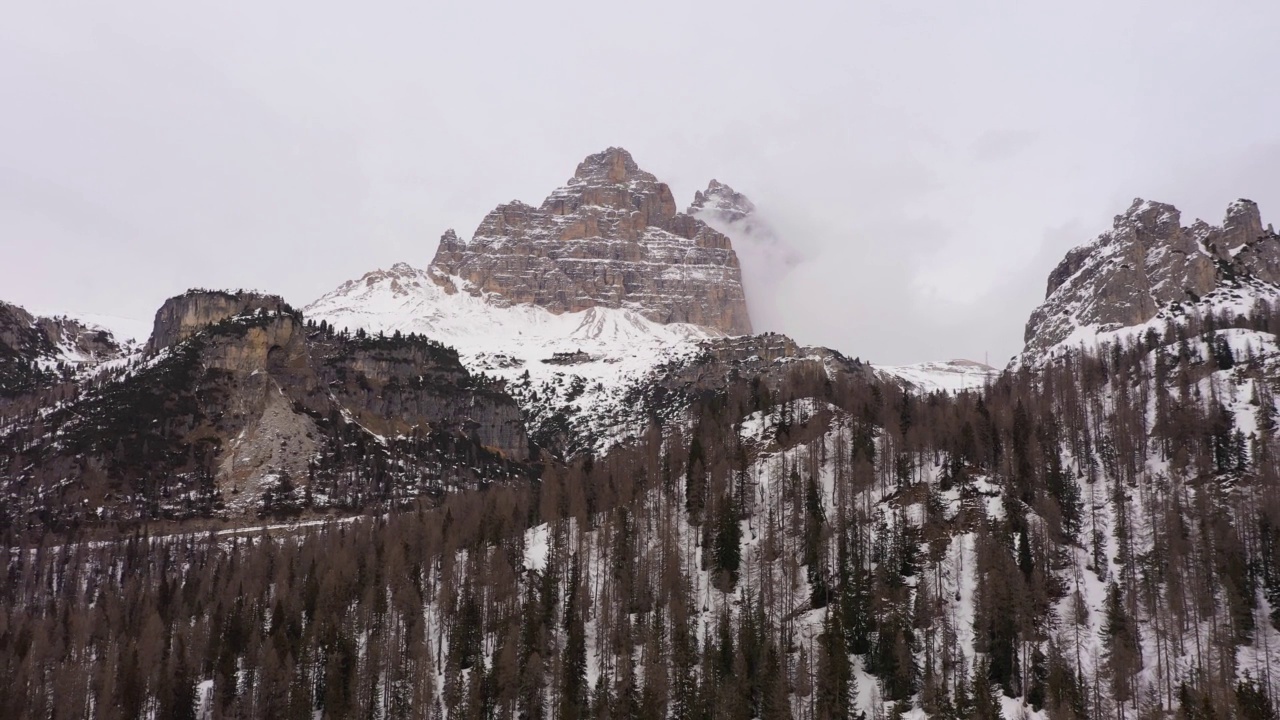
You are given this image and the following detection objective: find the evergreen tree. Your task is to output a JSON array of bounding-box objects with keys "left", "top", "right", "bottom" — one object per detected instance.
[
  {"left": 560, "top": 554, "right": 588, "bottom": 720},
  {"left": 815, "top": 606, "right": 860, "bottom": 720},
  {"left": 1102, "top": 581, "right": 1142, "bottom": 706},
  {"left": 713, "top": 492, "right": 742, "bottom": 588}
]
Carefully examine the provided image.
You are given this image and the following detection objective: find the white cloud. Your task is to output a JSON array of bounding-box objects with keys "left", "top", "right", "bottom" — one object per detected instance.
[{"left": 2, "top": 0, "right": 1278, "bottom": 364}]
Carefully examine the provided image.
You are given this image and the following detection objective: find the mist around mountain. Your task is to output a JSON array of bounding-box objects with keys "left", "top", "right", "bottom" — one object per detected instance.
[{"left": 4, "top": 153, "right": 1280, "bottom": 719}]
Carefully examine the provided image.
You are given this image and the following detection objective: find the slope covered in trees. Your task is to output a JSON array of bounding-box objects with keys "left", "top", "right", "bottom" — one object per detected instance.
[{"left": 7, "top": 300, "right": 1280, "bottom": 718}]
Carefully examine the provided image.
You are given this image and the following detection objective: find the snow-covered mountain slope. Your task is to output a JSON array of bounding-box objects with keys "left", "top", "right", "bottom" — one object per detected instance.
[
  {"left": 1021, "top": 278, "right": 1280, "bottom": 370},
  {"left": 305, "top": 262, "right": 720, "bottom": 451},
  {"left": 31, "top": 310, "right": 148, "bottom": 361},
  {"left": 750, "top": 324, "right": 1280, "bottom": 717},
  {"left": 38, "top": 311, "right": 149, "bottom": 347},
  {"left": 0, "top": 300, "right": 139, "bottom": 397},
  {"left": 875, "top": 358, "right": 999, "bottom": 394}
]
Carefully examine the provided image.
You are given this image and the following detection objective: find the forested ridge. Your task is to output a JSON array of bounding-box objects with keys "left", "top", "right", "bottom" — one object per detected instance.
[{"left": 7, "top": 303, "right": 1280, "bottom": 719}]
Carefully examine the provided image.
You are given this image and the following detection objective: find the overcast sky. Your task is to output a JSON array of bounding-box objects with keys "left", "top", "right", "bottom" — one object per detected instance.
[{"left": 3, "top": 1, "right": 1279, "bottom": 365}]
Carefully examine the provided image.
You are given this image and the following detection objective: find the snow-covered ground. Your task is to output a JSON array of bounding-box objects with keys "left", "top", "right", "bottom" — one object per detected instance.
[
  {"left": 1018, "top": 280, "right": 1280, "bottom": 369},
  {"left": 29, "top": 308, "right": 149, "bottom": 370},
  {"left": 876, "top": 359, "right": 999, "bottom": 394},
  {"left": 305, "top": 263, "right": 720, "bottom": 449}
]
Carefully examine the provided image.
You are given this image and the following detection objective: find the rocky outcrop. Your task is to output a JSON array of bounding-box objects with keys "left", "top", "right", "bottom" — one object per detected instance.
[
  {"left": 162, "top": 295, "right": 530, "bottom": 461},
  {"left": 0, "top": 300, "right": 128, "bottom": 398},
  {"left": 429, "top": 148, "right": 753, "bottom": 335},
  {"left": 310, "top": 336, "right": 528, "bottom": 459},
  {"left": 0, "top": 290, "right": 535, "bottom": 532},
  {"left": 623, "top": 332, "right": 874, "bottom": 433},
  {"left": 34, "top": 316, "right": 124, "bottom": 365},
  {"left": 0, "top": 302, "right": 55, "bottom": 399},
  {"left": 1021, "top": 199, "right": 1280, "bottom": 362},
  {"left": 147, "top": 290, "right": 291, "bottom": 353},
  {"left": 0, "top": 302, "right": 52, "bottom": 361},
  {"left": 690, "top": 179, "right": 758, "bottom": 224}
]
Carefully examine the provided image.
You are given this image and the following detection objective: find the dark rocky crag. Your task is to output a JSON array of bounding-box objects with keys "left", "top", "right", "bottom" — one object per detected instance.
[{"left": 429, "top": 148, "right": 753, "bottom": 335}]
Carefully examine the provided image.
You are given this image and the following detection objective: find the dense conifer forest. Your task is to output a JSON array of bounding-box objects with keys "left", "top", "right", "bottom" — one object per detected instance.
[{"left": 7, "top": 303, "right": 1280, "bottom": 718}]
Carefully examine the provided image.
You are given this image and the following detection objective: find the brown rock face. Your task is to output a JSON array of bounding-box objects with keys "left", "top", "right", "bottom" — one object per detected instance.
[
  {"left": 308, "top": 337, "right": 529, "bottom": 459},
  {"left": 153, "top": 291, "right": 531, "bottom": 462},
  {"left": 429, "top": 148, "right": 753, "bottom": 335},
  {"left": 0, "top": 302, "right": 49, "bottom": 360},
  {"left": 189, "top": 311, "right": 529, "bottom": 506},
  {"left": 1022, "top": 198, "right": 1280, "bottom": 361},
  {"left": 147, "top": 290, "right": 291, "bottom": 353}
]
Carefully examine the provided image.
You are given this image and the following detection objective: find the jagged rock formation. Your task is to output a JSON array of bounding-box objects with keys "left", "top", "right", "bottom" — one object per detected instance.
[
  {"left": 0, "top": 302, "right": 58, "bottom": 398},
  {"left": 429, "top": 148, "right": 752, "bottom": 335},
  {"left": 690, "top": 179, "right": 761, "bottom": 224},
  {"left": 1021, "top": 198, "right": 1280, "bottom": 362}
]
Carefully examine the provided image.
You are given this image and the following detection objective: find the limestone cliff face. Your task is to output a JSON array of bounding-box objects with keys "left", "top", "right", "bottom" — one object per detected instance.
[
  {"left": 429, "top": 148, "right": 753, "bottom": 335},
  {"left": 34, "top": 316, "right": 124, "bottom": 365},
  {"left": 0, "top": 302, "right": 51, "bottom": 363},
  {"left": 147, "top": 290, "right": 291, "bottom": 353},
  {"left": 1022, "top": 198, "right": 1280, "bottom": 362},
  {"left": 186, "top": 303, "right": 530, "bottom": 463},
  {"left": 196, "top": 315, "right": 320, "bottom": 509}
]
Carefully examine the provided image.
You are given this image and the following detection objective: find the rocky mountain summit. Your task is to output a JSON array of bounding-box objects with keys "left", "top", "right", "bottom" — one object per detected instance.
[
  {"left": 429, "top": 148, "right": 752, "bottom": 334},
  {"left": 689, "top": 179, "right": 757, "bottom": 223},
  {"left": 1020, "top": 198, "right": 1280, "bottom": 364}
]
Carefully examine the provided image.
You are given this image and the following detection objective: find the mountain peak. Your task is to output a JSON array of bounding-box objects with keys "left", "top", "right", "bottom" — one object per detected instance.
[
  {"left": 428, "top": 149, "right": 751, "bottom": 334},
  {"left": 1118, "top": 197, "right": 1181, "bottom": 227},
  {"left": 570, "top": 147, "right": 651, "bottom": 184},
  {"left": 690, "top": 179, "right": 757, "bottom": 223}
]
